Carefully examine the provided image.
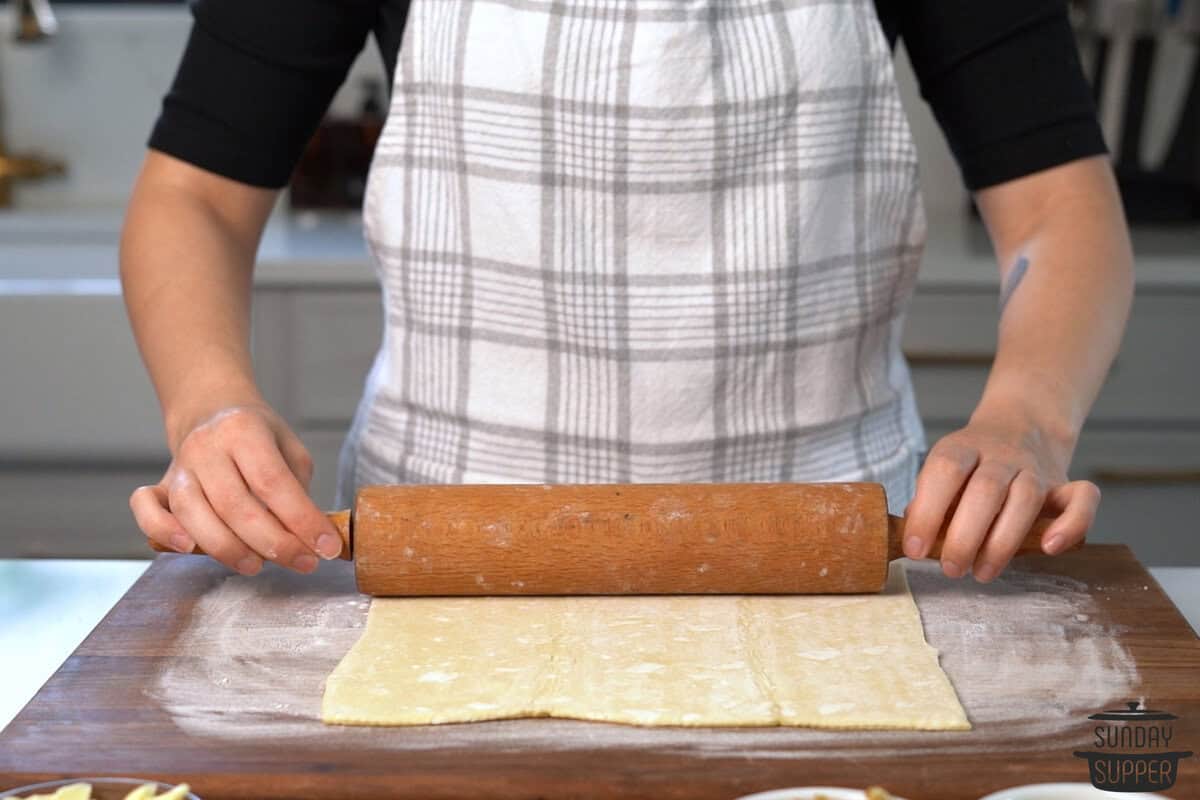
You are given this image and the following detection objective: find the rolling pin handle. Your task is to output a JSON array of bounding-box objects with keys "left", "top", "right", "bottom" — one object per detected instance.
[
  {"left": 887, "top": 513, "right": 1079, "bottom": 562},
  {"left": 146, "top": 508, "right": 354, "bottom": 561}
]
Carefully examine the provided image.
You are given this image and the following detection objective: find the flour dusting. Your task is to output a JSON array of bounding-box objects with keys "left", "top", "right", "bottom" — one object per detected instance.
[{"left": 150, "top": 558, "right": 1138, "bottom": 757}]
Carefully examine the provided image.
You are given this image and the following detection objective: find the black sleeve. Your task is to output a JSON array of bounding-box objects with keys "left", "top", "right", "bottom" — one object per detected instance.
[
  {"left": 881, "top": 0, "right": 1108, "bottom": 191},
  {"left": 147, "top": 0, "right": 380, "bottom": 188}
]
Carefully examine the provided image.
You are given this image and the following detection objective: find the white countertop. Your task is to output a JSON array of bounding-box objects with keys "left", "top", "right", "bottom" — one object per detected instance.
[
  {"left": 1, "top": 208, "right": 1197, "bottom": 292},
  {"left": 0, "top": 558, "right": 1196, "bottom": 735}
]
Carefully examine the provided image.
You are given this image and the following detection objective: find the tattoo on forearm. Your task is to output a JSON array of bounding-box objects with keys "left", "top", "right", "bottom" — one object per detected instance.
[{"left": 999, "top": 255, "right": 1029, "bottom": 314}]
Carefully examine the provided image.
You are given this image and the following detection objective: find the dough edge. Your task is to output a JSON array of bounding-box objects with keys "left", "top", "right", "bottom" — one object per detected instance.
[{"left": 321, "top": 563, "right": 971, "bottom": 731}]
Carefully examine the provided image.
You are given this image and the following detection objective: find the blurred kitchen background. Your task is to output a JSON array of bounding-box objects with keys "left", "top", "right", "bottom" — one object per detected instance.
[{"left": 0, "top": 0, "right": 1197, "bottom": 566}]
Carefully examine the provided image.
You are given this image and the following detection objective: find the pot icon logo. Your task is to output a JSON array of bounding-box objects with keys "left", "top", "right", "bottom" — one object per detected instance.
[{"left": 1073, "top": 700, "right": 1193, "bottom": 792}]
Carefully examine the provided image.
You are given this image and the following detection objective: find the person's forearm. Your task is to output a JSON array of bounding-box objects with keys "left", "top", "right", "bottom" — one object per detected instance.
[
  {"left": 972, "top": 158, "right": 1134, "bottom": 465},
  {"left": 120, "top": 152, "right": 277, "bottom": 454}
]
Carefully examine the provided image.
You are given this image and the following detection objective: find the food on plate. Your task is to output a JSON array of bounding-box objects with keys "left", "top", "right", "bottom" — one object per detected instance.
[{"left": 7, "top": 783, "right": 190, "bottom": 800}]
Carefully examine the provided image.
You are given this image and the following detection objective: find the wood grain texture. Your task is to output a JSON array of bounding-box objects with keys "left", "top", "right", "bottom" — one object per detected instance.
[
  {"left": 148, "top": 481, "right": 892, "bottom": 594},
  {"left": 1, "top": 545, "right": 1196, "bottom": 800},
  {"left": 145, "top": 482, "right": 1059, "bottom": 595},
  {"left": 353, "top": 482, "right": 890, "bottom": 595}
]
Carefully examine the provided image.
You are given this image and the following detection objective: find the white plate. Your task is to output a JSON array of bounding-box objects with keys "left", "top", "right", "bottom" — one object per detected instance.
[
  {"left": 977, "top": 782, "right": 1170, "bottom": 800},
  {"left": 736, "top": 789, "right": 908, "bottom": 800},
  {"left": 0, "top": 779, "right": 199, "bottom": 800}
]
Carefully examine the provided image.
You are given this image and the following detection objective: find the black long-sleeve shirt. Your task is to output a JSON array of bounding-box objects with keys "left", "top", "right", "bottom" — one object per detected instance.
[{"left": 148, "top": 0, "right": 1107, "bottom": 191}]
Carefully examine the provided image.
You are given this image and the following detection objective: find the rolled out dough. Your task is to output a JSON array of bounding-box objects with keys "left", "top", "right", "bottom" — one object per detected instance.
[{"left": 321, "top": 562, "right": 969, "bottom": 730}]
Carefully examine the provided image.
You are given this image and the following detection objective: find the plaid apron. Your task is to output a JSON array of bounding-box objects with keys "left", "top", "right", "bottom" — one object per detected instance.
[{"left": 336, "top": 0, "right": 928, "bottom": 515}]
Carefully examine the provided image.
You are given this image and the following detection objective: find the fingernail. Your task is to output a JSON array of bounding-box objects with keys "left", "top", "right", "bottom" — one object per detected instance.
[
  {"left": 1043, "top": 535, "right": 1062, "bottom": 554},
  {"left": 904, "top": 536, "right": 925, "bottom": 559},
  {"left": 975, "top": 563, "right": 997, "bottom": 583},
  {"left": 316, "top": 533, "right": 342, "bottom": 560},
  {"left": 170, "top": 533, "right": 194, "bottom": 554},
  {"left": 292, "top": 554, "right": 319, "bottom": 573},
  {"left": 942, "top": 559, "right": 965, "bottom": 579},
  {"left": 236, "top": 555, "right": 262, "bottom": 576}
]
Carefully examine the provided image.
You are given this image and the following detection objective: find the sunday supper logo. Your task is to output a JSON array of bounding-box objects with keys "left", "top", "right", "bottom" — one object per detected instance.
[{"left": 1073, "top": 700, "right": 1193, "bottom": 792}]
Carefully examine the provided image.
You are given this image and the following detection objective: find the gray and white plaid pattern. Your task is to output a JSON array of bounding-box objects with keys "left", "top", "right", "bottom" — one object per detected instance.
[{"left": 336, "top": 0, "right": 928, "bottom": 515}]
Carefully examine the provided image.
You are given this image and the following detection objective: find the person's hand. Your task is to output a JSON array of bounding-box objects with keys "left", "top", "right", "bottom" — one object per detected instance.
[
  {"left": 130, "top": 402, "right": 343, "bottom": 575},
  {"left": 901, "top": 405, "right": 1100, "bottom": 583}
]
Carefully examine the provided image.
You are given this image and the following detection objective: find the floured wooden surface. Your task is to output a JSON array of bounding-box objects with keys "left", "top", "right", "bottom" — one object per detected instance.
[
  {"left": 321, "top": 563, "right": 969, "bottom": 730},
  {"left": 148, "top": 558, "right": 1138, "bottom": 757}
]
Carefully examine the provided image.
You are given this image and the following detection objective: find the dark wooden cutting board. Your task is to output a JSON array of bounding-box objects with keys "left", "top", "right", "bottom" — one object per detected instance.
[{"left": 1, "top": 544, "right": 1197, "bottom": 799}]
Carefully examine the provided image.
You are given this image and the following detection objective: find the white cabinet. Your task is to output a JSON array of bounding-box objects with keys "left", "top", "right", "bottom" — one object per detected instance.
[
  {"left": 905, "top": 290, "right": 1200, "bottom": 424},
  {"left": 0, "top": 464, "right": 165, "bottom": 558},
  {"left": 2, "top": 275, "right": 1196, "bottom": 564},
  {"left": 251, "top": 288, "right": 384, "bottom": 511},
  {"left": 1071, "top": 430, "right": 1200, "bottom": 565},
  {"left": 909, "top": 285, "right": 1200, "bottom": 566},
  {"left": 0, "top": 295, "right": 164, "bottom": 458}
]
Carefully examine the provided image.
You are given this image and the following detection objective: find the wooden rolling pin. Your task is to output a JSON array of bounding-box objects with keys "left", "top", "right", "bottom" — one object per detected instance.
[{"left": 149, "top": 481, "right": 1069, "bottom": 595}]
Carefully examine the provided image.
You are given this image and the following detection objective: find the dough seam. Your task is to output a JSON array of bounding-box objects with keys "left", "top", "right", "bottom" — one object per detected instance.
[
  {"left": 322, "top": 563, "right": 971, "bottom": 731},
  {"left": 737, "top": 596, "right": 781, "bottom": 721}
]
